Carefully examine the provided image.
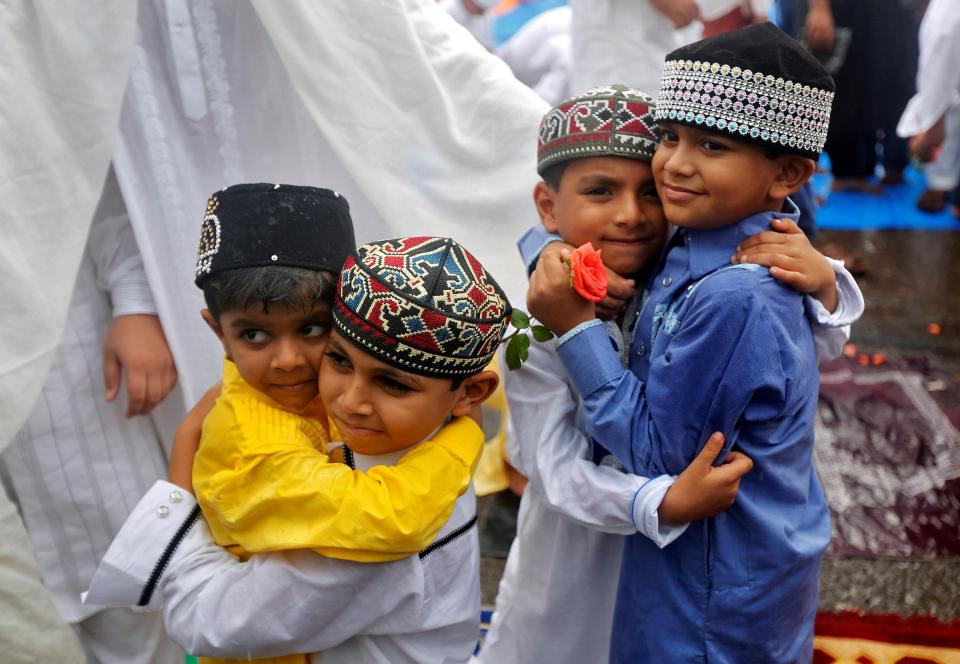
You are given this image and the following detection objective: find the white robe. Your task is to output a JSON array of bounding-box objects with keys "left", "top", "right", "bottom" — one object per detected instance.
[
  {"left": 115, "top": 0, "right": 546, "bottom": 408},
  {"left": 1, "top": 170, "right": 182, "bottom": 663},
  {"left": 897, "top": 0, "right": 960, "bottom": 138},
  {"left": 0, "top": 3, "right": 136, "bottom": 661},
  {"left": 569, "top": 0, "right": 694, "bottom": 94}
]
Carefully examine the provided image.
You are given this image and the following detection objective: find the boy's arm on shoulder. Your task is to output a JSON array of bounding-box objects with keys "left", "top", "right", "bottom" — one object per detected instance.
[
  {"left": 504, "top": 343, "right": 688, "bottom": 545},
  {"left": 85, "top": 480, "right": 425, "bottom": 657},
  {"left": 199, "top": 406, "right": 478, "bottom": 561}
]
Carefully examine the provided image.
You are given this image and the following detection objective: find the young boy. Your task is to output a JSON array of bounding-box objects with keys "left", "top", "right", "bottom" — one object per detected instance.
[
  {"left": 527, "top": 25, "right": 845, "bottom": 662},
  {"left": 481, "top": 84, "right": 862, "bottom": 663},
  {"left": 187, "top": 185, "right": 484, "bottom": 580},
  {"left": 86, "top": 234, "right": 511, "bottom": 663}
]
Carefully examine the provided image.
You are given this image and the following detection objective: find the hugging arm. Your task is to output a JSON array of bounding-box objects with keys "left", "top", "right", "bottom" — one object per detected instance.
[{"left": 85, "top": 482, "right": 424, "bottom": 658}]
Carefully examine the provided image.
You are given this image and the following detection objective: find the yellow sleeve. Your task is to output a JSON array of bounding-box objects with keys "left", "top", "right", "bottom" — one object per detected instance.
[{"left": 198, "top": 408, "right": 484, "bottom": 562}]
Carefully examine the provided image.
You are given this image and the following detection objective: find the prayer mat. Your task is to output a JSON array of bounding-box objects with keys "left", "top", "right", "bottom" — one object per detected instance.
[
  {"left": 815, "top": 355, "right": 960, "bottom": 558},
  {"left": 814, "top": 611, "right": 960, "bottom": 663},
  {"left": 814, "top": 162, "right": 960, "bottom": 231}
]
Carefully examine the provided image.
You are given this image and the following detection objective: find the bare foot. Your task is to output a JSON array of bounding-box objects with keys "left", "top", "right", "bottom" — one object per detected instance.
[{"left": 917, "top": 188, "right": 950, "bottom": 212}]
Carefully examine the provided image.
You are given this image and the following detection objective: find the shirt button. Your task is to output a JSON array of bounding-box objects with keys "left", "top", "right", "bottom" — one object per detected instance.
[
  {"left": 170, "top": 490, "right": 184, "bottom": 503},
  {"left": 661, "top": 276, "right": 672, "bottom": 287},
  {"left": 636, "top": 343, "right": 647, "bottom": 358},
  {"left": 157, "top": 505, "right": 170, "bottom": 519}
]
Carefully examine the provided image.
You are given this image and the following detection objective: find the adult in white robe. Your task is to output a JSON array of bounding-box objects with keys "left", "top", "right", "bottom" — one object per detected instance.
[
  {"left": 2, "top": 170, "right": 182, "bottom": 664},
  {"left": 0, "top": 3, "right": 136, "bottom": 662}
]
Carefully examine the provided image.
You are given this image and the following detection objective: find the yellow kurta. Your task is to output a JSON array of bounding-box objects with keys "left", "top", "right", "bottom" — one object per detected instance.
[{"left": 192, "top": 360, "right": 484, "bottom": 664}]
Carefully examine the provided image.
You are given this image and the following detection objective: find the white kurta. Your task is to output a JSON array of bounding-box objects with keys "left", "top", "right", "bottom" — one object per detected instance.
[
  {"left": 115, "top": 0, "right": 546, "bottom": 409},
  {"left": 569, "top": 0, "right": 692, "bottom": 94},
  {"left": 897, "top": 0, "right": 960, "bottom": 138},
  {"left": 496, "top": 7, "right": 573, "bottom": 106},
  {"left": 1, "top": 5, "right": 136, "bottom": 661},
  {"left": 477, "top": 328, "right": 683, "bottom": 664},
  {"left": 1, "top": 171, "right": 169, "bottom": 623},
  {"left": 86, "top": 459, "right": 482, "bottom": 663},
  {"left": 1, "top": 171, "right": 182, "bottom": 663}
]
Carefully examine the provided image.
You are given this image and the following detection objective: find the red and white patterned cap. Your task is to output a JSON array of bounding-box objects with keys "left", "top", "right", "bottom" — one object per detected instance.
[
  {"left": 537, "top": 84, "right": 659, "bottom": 175},
  {"left": 333, "top": 237, "right": 511, "bottom": 378}
]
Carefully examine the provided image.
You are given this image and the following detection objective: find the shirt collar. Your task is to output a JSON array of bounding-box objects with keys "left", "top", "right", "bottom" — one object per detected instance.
[{"left": 683, "top": 197, "right": 800, "bottom": 279}]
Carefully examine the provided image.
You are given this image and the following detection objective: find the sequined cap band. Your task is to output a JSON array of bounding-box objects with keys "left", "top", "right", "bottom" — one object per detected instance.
[{"left": 656, "top": 59, "right": 834, "bottom": 157}]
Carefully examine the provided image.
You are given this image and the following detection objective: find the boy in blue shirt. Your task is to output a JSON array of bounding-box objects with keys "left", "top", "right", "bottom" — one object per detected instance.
[{"left": 528, "top": 23, "right": 840, "bottom": 663}]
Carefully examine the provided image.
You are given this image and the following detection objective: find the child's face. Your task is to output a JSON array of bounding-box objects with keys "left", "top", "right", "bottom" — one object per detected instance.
[
  {"left": 202, "top": 301, "right": 331, "bottom": 412},
  {"left": 536, "top": 157, "right": 668, "bottom": 278},
  {"left": 652, "top": 122, "right": 786, "bottom": 229},
  {"left": 320, "top": 331, "right": 487, "bottom": 455}
]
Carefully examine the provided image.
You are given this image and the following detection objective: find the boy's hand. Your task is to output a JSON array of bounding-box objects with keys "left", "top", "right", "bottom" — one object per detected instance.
[
  {"left": 528, "top": 248, "right": 596, "bottom": 337},
  {"left": 167, "top": 383, "right": 221, "bottom": 493},
  {"left": 539, "top": 242, "right": 635, "bottom": 320},
  {"left": 103, "top": 314, "right": 178, "bottom": 417},
  {"left": 658, "top": 432, "right": 754, "bottom": 525},
  {"left": 733, "top": 218, "right": 839, "bottom": 313},
  {"left": 597, "top": 270, "right": 636, "bottom": 320}
]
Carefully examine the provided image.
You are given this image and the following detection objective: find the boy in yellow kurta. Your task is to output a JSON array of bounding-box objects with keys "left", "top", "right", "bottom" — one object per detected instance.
[{"left": 183, "top": 185, "right": 498, "bottom": 664}]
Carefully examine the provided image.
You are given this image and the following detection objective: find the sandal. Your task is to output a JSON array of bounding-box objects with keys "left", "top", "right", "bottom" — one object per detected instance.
[{"left": 917, "top": 188, "right": 949, "bottom": 212}]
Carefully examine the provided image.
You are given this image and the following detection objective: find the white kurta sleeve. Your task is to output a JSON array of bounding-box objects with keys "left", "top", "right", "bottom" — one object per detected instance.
[
  {"left": 503, "top": 343, "right": 686, "bottom": 547},
  {"left": 85, "top": 481, "right": 427, "bottom": 658},
  {"left": 897, "top": 0, "right": 960, "bottom": 137},
  {"left": 804, "top": 257, "right": 865, "bottom": 363},
  {"left": 86, "top": 168, "right": 157, "bottom": 318}
]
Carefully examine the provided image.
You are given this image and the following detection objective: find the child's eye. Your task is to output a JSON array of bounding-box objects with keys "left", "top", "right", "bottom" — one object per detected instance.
[
  {"left": 324, "top": 351, "right": 350, "bottom": 369},
  {"left": 242, "top": 329, "right": 269, "bottom": 343},
  {"left": 584, "top": 186, "right": 612, "bottom": 196},
  {"left": 661, "top": 130, "right": 679, "bottom": 143},
  {"left": 641, "top": 187, "right": 661, "bottom": 200},
  {"left": 378, "top": 376, "right": 413, "bottom": 394},
  {"left": 702, "top": 140, "right": 727, "bottom": 152},
  {"left": 302, "top": 323, "right": 328, "bottom": 338}
]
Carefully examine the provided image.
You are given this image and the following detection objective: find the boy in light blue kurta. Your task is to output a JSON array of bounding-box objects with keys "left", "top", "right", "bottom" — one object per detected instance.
[{"left": 527, "top": 23, "right": 838, "bottom": 663}]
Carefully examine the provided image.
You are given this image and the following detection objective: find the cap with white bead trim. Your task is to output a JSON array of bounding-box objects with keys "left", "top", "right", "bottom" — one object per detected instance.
[{"left": 194, "top": 183, "right": 355, "bottom": 287}]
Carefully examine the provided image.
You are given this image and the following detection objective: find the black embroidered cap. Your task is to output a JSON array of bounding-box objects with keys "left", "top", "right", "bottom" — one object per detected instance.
[
  {"left": 656, "top": 22, "right": 835, "bottom": 159},
  {"left": 194, "top": 183, "right": 356, "bottom": 287}
]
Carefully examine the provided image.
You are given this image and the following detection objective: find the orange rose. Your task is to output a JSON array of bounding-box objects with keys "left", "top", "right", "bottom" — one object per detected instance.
[{"left": 568, "top": 243, "right": 607, "bottom": 302}]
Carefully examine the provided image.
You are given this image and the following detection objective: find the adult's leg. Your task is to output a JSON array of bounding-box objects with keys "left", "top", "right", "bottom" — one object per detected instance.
[{"left": 0, "top": 488, "right": 86, "bottom": 664}]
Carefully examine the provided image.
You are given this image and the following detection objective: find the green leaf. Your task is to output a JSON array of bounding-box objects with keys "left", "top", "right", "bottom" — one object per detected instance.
[
  {"left": 510, "top": 309, "right": 531, "bottom": 330},
  {"left": 531, "top": 325, "right": 555, "bottom": 342},
  {"left": 516, "top": 333, "right": 530, "bottom": 363},
  {"left": 505, "top": 334, "right": 523, "bottom": 370}
]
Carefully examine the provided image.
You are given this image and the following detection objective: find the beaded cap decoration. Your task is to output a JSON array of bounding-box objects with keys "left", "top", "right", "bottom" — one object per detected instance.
[
  {"left": 333, "top": 237, "right": 511, "bottom": 378},
  {"left": 656, "top": 22, "right": 835, "bottom": 159},
  {"left": 194, "top": 183, "right": 355, "bottom": 287},
  {"left": 537, "top": 84, "right": 659, "bottom": 174}
]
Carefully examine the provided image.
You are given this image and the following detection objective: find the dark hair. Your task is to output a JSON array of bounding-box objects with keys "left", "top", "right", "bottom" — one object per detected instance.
[
  {"left": 202, "top": 266, "right": 335, "bottom": 321},
  {"left": 540, "top": 161, "right": 570, "bottom": 190}
]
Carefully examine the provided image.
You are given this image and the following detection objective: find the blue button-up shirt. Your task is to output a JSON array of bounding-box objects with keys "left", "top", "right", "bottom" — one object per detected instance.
[{"left": 551, "top": 202, "right": 830, "bottom": 663}]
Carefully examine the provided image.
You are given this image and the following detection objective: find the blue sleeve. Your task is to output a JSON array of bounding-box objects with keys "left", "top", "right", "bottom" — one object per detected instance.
[
  {"left": 557, "top": 286, "right": 788, "bottom": 476},
  {"left": 518, "top": 225, "right": 563, "bottom": 275}
]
